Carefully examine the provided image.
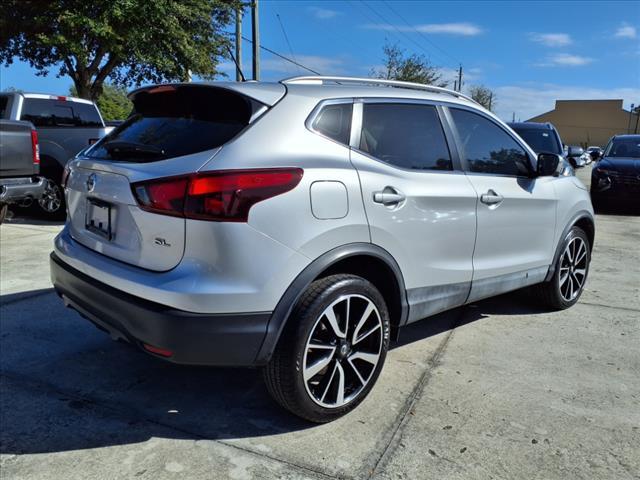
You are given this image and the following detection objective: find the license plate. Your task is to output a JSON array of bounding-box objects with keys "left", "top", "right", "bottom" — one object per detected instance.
[{"left": 86, "top": 199, "right": 112, "bottom": 240}]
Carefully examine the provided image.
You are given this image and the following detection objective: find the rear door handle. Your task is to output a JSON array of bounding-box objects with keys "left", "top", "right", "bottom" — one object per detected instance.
[
  {"left": 480, "top": 189, "right": 503, "bottom": 205},
  {"left": 373, "top": 187, "right": 405, "bottom": 206}
]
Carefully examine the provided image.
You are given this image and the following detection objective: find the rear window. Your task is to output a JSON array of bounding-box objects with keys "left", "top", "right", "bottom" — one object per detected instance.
[
  {"left": 20, "top": 98, "right": 103, "bottom": 127},
  {"left": 87, "top": 86, "right": 256, "bottom": 161}
]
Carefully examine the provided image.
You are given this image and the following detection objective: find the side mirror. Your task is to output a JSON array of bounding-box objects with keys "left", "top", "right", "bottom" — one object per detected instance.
[
  {"left": 590, "top": 150, "right": 602, "bottom": 161},
  {"left": 537, "top": 153, "right": 561, "bottom": 176}
]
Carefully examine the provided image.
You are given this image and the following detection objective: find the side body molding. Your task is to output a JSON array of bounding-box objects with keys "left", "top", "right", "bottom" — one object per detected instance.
[{"left": 254, "top": 242, "right": 409, "bottom": 364}]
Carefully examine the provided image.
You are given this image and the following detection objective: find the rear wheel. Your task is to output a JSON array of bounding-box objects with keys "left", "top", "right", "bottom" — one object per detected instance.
[
  {"left": 0, "top": 203, "right": 7, "bottom": 224},
  {"left": 530, "top": 226, "right": 590, "bottom": 309},
  {"left": 264, "top": 274, "right": 390, "bottom": 422},
  {"left": 37, "top": 178, "right": 65, "bottom": 219}
]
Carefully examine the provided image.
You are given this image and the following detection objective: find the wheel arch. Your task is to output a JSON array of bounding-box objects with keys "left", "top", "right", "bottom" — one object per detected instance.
[
  {"left": 255, "top": 243, "right": 409, "bottom": 364},
  {"left": 545, "top": 210, "right": 595, "bottom": 282}
]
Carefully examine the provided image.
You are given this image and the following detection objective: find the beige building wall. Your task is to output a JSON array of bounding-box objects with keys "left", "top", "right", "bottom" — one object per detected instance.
[{"left": 527, "top": 99, "right": 637, "bottom": 147}]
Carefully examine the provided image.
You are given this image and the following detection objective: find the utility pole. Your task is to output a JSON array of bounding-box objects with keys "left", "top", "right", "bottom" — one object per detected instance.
[
  {"left": 457, "top": 64, "right": 463, "bottom": 92},
  {"left": 251, "top": 0, "right": 260, "bottom": 81},
  {"left": 512, "top": 112, "right": 515, "bottom": 123},
  {"left": 635, "top": 106, "right": 639, "bottom": 134},
  {"left": 628, "top": 103, "right": 635, "bottom": 134},
  {"left": 453, "top": 80, "right": 457, "bottom": 91},
  {"left": 235, "top": 8, "right": 242, "bottom": 81}
]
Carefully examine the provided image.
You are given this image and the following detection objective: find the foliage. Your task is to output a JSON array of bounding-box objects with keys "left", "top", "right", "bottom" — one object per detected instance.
[
  {"left": 371, "top": 43, "right": 446, "bottom": 87},
  {"left": 0, "top": 0, "right": 240, "bottom": 100},
  {"left": 70, "top": 83, "right": 131, "bottom": 121},
  {"left": 469, "top": 85, "right": 496, "bottom": 111}
]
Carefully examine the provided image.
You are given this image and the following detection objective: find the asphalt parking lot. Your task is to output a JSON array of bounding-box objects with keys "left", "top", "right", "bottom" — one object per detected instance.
[{"left": 1, "top": 167, "right": 638, "bottom": 480}]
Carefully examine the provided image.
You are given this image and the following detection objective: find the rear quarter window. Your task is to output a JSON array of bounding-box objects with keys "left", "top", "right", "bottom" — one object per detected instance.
[
  {"left": 87, "top": 86, "right": 257, "bottom": 161},
  {"left": 311, "top": 103, "right": 352, "bottom": 145}
]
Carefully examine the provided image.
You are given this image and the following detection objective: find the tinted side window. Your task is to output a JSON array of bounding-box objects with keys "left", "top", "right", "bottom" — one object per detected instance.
[
  {"left": 359, "top": 103, "right": 452, "bottom": 171},
  {"left": 0, "top": 95, "right": 9, "bottom": 119},
  {"left": 73, "top": 102, "right": 103, "bottom": 127},
  {"left": 312, "top": 103, "right": 352, "bottom": 145},
  {"left": 451, "top": 109, "right": 530, "bottom": 176}
]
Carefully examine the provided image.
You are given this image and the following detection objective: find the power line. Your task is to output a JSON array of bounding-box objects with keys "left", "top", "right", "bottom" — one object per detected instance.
[
  {"left": 276, "top": 13, "right": 300, "bottom": 75},
  {"left": 358, "top": 0, "right": 457, "bottom": 70},
  {"left": 239, "top": 35, "right": 322, "bottom": 75},
  {"left": 380, "top": 0, "right": 461, "bottom": 67}
]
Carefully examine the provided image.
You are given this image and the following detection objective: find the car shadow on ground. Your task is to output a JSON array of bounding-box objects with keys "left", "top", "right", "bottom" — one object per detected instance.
[
  {"left": 0, "top": 288, "right": 550, "bottom": 455},
  {"left": 3, "top": 206, "right": 65, "bottom": 226}
]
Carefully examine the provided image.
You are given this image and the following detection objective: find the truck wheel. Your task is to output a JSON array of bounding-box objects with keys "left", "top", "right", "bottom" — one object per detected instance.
[
  {"left": 37, "top": 178, "right": 65, "bottom": 219},
  {"left": 0, "top": 203, "right": 7, "bottom": 224},
  {"left": 264, "top": 274, "right": 390, "bottom": 422}
]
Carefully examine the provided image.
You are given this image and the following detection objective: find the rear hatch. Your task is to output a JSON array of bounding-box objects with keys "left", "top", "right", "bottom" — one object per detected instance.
[{"left": 65, "top": 83, "right": 282, "bottom": 271}]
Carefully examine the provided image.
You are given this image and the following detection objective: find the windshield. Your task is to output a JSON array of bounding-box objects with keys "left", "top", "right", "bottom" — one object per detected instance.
[
  {"left": 512, "top": 128, "right": 561, "bottom": 154},
  {"left": 604, "top": 138, "right": 640, "bottom": 158},
  {"left": 86, "top": 86, "right": 256, "bottom": 162}
]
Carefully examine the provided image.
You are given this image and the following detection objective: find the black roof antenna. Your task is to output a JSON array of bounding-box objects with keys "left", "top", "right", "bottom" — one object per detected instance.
[{"left": 226, "top": 45, "right": 246, "bottom": 82}]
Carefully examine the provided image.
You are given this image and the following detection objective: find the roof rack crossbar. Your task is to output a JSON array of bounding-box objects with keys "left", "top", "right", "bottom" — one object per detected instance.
[{"left": 281, "top": 76, "right": 478, "bottom": 105}]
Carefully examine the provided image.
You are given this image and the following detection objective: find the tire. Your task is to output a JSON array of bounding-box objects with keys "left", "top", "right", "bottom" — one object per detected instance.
[
  {"left": 0, "top": 203, "right": 7, "bottom": 224},
  {"left": 37, "top": 178, "right": 66, "bottom": 219},
  {"left": 529, "top": 226, "right": 591, "bottom": 310},
  {"left": 264, "top": 274, "right": 391, "bottom": 423}
]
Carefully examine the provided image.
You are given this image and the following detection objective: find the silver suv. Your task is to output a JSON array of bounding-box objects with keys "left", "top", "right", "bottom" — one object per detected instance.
[{"left": 51, "top": 76, "right": 595, "bottom": 422}]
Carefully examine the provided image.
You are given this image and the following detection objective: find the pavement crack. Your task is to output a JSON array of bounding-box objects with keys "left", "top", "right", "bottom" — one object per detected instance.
[
  {"left": 579, "top": 301, "right": 640, "bottom": 313},
  {"left": 362, "top": 308, "right": 465, "bottom": 479}
]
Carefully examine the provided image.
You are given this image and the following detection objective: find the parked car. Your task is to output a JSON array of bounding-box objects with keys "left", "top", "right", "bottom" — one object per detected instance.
[
  {"left": 507, "top": 121, "right": 573, "bottom": 175},
  {"left": 0, "top": 117, "right": 45, "bottom": 223},
  {"left": 590, "top": 134, "right": 640, "bottom": 208},
  {"left": 0, "top": 92, "right": 113, "bottom": 218},
  {"left": 567, "top": 145, "right": 587, "bottom": 168},
  {"left": 586, "top": 146, "right": 603, "bottom": 162},
  {"left": 51, "top": 77, "right": 595, "bottom": 422}
]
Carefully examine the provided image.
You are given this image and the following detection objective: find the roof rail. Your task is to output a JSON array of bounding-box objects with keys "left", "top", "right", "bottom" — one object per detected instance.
[{"left": 281, "top": 75, "right": 478, "bottom": 105}]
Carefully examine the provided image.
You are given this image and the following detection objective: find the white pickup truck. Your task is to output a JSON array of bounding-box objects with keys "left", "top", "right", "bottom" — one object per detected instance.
[{"left": 0, "top": 92, "right": 113, "bottom": 218}]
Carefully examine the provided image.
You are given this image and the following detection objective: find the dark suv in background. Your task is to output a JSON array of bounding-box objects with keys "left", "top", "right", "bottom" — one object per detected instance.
[
  {"left": 508, "top": 122, "right": 575, "bottom": 172},
  {"left": 591, "top": 134, "right": 640, "bottom": 210}
]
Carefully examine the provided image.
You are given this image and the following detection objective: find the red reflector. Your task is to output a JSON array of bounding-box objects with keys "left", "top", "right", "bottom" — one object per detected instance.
[
  {"left": 31, "top": 129, "right": 40, "bottom": 165},
  {"left": 143, "top": 343, "right": 173, "bottom": 357},
  {"left": 56, "top": 95, "right": 67, "bottom": 101}
]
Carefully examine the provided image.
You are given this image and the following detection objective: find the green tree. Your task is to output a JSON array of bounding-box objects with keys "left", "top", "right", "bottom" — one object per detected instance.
[
  {"left": 0, "top": 0, "right": 239, "bottom": 100},
  {"left": 70, "top": 83, "right": 132, "bottom": 121},
  {"left": 371, "top": 43, "right": 446, "bottom": 87},
  {"left": 469, "top": 85, "right": 496, "bottom": 111}
]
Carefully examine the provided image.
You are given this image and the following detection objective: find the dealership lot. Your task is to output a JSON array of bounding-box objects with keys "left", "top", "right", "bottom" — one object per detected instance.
[{"left": 1, "top": 168, "right": 638, "bottom": 480}]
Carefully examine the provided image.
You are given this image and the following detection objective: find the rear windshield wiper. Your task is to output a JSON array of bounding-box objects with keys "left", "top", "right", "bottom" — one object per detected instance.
[{"left": 102, "top": 140, "right": 165, "bottom": 159}]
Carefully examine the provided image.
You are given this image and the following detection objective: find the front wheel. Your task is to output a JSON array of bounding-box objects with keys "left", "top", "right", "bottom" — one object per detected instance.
[
  {"left": 530, "top": 226, "right": 591, "bottom": 309},
  {"left": 264, "top": 274, "right": 390, "bottom": 422}
]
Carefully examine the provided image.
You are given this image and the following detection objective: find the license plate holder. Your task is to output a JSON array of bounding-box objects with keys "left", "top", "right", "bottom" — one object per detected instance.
[{"left": 86, "top": 199, "right": 112, "bottom": 240}]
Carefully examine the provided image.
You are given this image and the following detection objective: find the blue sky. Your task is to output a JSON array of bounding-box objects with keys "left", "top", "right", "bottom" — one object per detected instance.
[{"left": 1, "top": 0, "right": 639, "bottom": 121}]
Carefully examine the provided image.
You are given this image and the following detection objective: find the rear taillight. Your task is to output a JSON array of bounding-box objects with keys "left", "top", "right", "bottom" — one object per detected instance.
[
  {"left": 31, "top": 129, "right": 40, "bottom": 165},
  {"left": 132, "top": 168, "right": 303, "bottom": 222}
]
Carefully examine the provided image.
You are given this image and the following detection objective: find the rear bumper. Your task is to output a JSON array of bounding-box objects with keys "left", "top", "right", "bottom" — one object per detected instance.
[
  {"left": 50, "top": 252, "right": 272, "bottom": 366},
  {"left": 0, "top": 176, "right": 45, "bottom": 204}
]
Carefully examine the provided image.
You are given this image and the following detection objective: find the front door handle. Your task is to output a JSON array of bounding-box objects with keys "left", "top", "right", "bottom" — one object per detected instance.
[
  {"left": 373, "top": 187, "right": 406, "bottom": 206},
  {"left": 480, "top": 189, "right": 503, "bottom": 205}
]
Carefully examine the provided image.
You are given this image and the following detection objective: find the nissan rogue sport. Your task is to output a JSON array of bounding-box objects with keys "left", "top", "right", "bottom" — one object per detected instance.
[{"left": 51, "top": 76, "right": 595, "bottom": 422}]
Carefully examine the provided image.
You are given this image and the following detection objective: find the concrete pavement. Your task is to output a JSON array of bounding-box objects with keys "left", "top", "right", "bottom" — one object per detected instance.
[{"left": 1, "top": 167, "right": 638, "bottom": 479}]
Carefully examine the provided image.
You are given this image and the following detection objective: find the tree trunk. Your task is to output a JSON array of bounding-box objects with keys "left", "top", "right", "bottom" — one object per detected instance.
[{"left": 73, "top": 79, "right": 93, "bottom": 100}]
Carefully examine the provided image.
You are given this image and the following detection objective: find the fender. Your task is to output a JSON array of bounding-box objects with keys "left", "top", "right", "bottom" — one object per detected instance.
[
  {"left": 254, "top": 242, "right": 409, "bottom": 364},
  {"left": 544, "top": 209, "right": 595, "bottom": 281}
]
